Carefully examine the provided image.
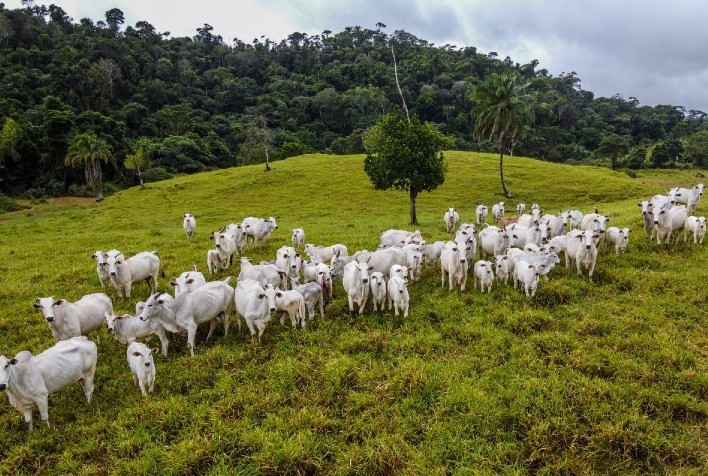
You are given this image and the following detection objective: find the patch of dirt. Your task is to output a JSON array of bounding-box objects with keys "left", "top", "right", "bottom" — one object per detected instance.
[{"left": 51, "top": 197, "right": 98, "bottom": 206}]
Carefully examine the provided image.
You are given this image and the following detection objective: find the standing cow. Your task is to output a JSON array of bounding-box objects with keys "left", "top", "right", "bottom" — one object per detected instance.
[{"left": 183, "top": 213, "right": 196, "bottom": 237}]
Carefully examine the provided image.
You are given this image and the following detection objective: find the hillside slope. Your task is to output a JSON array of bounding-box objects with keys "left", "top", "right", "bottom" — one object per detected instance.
[{"left": 0, "top": 152, "right": 705, "bottom": 475}]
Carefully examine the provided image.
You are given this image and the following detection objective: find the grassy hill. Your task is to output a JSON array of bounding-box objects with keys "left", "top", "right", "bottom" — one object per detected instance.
[{"left": 0, "top": 152, "right": 706, "bottom": 475}]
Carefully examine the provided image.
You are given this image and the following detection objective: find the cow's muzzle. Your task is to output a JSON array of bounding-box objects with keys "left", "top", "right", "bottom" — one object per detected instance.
[
  {"left": 110, "top": 272, "right": 116, "bottom": 276},
  {"left": 585, "top": 245, "right": 591, "bottom": 250},
  {"left": 269, "top": 307, "right": 276, "bottom": 312},
  {"left": 362, "top": 278, "right": 369, "bottom": 283},
  {"left": 0, "top": 384, "right": 6, "bottom": 391},
  {"left": 46, "top": 316, "right": 54, "bottom": 322},
  {"left": 145, "top": 362, "right": 150, "bottom": 367}
]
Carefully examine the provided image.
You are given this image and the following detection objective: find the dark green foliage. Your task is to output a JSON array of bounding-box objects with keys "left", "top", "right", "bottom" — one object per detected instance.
[
  {"left": 682, "top": 130, "right": 708, "bottom": 167},
  {"left": 651, "top": 139, "right": 682, "bottom": 168},
  {"left": 595, "top": 133, "right": 630, "bottom": 169}
]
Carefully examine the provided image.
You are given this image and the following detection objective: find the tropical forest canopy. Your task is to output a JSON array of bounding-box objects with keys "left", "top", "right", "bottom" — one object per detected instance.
[{"left": 1, "top": 4, "right": 707, "bottom": 197}]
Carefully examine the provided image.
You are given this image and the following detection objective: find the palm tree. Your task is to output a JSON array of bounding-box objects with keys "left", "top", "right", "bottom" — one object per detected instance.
[
  {"left": 124, "top": 137, "right": 151, "bottom": 189},
  {"left": 65, "top": 133, "right": 112, "bottom": 201},
  {"left": 473, "top": 72, "right": 534, "bottom": 198}
]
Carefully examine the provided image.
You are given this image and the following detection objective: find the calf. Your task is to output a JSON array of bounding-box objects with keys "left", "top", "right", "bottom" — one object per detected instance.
[
  {"left": 369, "top": 272, "right": 388, "bottom": 312},
  {"left": 234, "top": 279, "right": 277, "bottom": 342},
  {"left": 491, "top": 202, "right": 505, "bottom": 222},
  {"left": 514, "top": 261, "right": 541, "bottom": 297},
  {"left": 444, "top": 207, "right": 459, "bottom": 233},
  {"left": 34, "top": 293, "right": 112, "bottom": 342},
  {"left": 565, "top": 229, "right": 599, "bottom": 278},
  {"left": 440, "top": 241, "right": 469, "bottom": 291},
  {"left": 605, "top": 227, "right": 631, "bottom": 254},
  {"left": 295, "top": 282, "right": 325, "bottom": 321},
  {"left": 222, "top": 223, "right": 247, "bottom": 255},
  {"left": 406, "top": 248, "right": 423, "bottom": 282},
  {"left": 499, "top": 215, "right": 519, "bottom": 228},
  {"left": 473, "top": 260, "right": 494, "bottom": 293},
  {"left": 315, "top": 262, "right": 333, "bottom": 301},
  {"left": 683, "top": 216, "right": 706, "bottom": 244},
  {"left": 566, "top": 210, "right": 583, "bottom": 230},
  {"left": 0, "top": 336, "right": 96, "bottom": 430},
  {"left": 105, "top": 311, "right": 169, "bottom": 356},
  {"left": 387, "top": 275, "right": 409, "bottom": 317},
  {"left": 516, "top": 203, "right": 526, "bottom": 215},
  {"left": 342, "top": 260, "right": 371, "bottom": 314},
  {"left": 210, "top": 231, "right": 237, "bottom": 269},
  {"left": 105, "top": 251, "right": 160, "bottom": 299},
  {"left": 476, "top": 205, "right": 489, "bottom": 225},
  {"left": 291, "top": 228, "right": 305, "bottom": 249},
  {"left": 127, "top": 342, "right": 157, "bottom": 397},
  {"left": 276, "top": 246, "right": 302, "bottom": 289},
  {"left": 494, "top": 255, "right": 514, "bottom": 285},
  {"left": 183, "top": 213, "right": 196, "bottom": 237},
  {"left": 275, "top": 290, "right": 306, "bottom": 328}
]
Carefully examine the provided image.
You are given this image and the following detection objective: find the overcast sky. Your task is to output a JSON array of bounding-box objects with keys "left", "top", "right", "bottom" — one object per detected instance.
[{"left": 7, "top": 0, "right": 708, "bottom": 112}]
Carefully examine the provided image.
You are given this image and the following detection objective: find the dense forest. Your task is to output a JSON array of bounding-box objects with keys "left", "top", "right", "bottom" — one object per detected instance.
[{"left": 1, "top": 3, "right": 707, "bottom": 198}]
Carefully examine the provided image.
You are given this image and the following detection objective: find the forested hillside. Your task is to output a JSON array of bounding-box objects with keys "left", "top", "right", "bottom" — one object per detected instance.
[{"left": 0, "top": 4, "right": 707, "bottom": 197}]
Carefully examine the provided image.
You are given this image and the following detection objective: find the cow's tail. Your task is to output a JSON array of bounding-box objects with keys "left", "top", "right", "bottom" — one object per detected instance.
[{"left": 298, "top": 297, "right": 306, "bottom": 328}]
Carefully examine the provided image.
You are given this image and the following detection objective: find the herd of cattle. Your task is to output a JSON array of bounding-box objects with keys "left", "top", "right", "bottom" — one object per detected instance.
[{"left": 0, "top": 183, "right": 704, "bottom": 430}]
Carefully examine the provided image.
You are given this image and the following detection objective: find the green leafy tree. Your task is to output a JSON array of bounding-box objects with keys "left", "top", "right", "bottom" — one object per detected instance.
[
  {"left": 473, "top": 72, "right": 534, "bottom": 197},
  {"left": 364, "top": 108, "right": 449, "bottom": 224},
  {"left": 682, "top": 131, "right": 708, "bottom": 167},
  {"left": 596, "top": 133, "right": 630, "bottom": 169},
  {"left": 124, "top": 138, "right": 152, "bottom": 188},
  {"left": 650, "top": 139, "right": 682, "bottom": 168},
  {"left": 0, "top": 118, "right": 22, "bottom": 163},
  {"left": 65, "top": 133, "right": 113, "bottom": 200}
]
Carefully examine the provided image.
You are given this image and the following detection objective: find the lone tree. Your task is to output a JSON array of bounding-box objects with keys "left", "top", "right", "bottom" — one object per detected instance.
[
  {"left": 65, "top": 133, "right": 112, "bottom": 201},
  {"left": 364, "top": 107, "right": 449, "bottom": 225},
  {"left": 124, "top": 137, "right": 151, "bottom": 189},
  {"left": 596, "top": 133, "right": 629, "bottom": 169},
  {"left": 473, "top": 72, "right": 534, "bottom": 198},
  {"left": 241, "top": 115, "right": 273, "bottom": 172}
]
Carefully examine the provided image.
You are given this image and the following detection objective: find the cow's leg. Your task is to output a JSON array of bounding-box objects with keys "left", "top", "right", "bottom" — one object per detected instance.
[
  {"left": 139, "top": 377, "right": 148, "bottom": 397},
  {"left": 588, "top": 258, "right": 596, "bottom": 278},
  {"left": 157, "top": 329, "right": 169, "bottom": 356},
  {"left": 24, "top": 411, "right": 33, "bottom": 431},
  {"left": 36, "top": 396, "right": 50, "bottom": 428},
  {"left": 245, "top": 318, "right": 256, "bottom": 340},
  {"left": 206, "top": 319, "right": 217, "bottom": 341},
  {"left": 441, "top": 267, "right": 446, "bottom": 287},
  {"left": 133, "top": 374, "right": 138, "bottom": 386},
  {"left": 186, "top": 324, "right": 198, "bottom": 356},
  {"left": 576, "top": 257, "right": 583, "bottom": 276},
  {"left": 124, "top": 282, "right": 132, "bottom": 299},
  {"left": 347, "top": 295, "right": 354, "bottom": 313},
  {"left": 83, "top": 363, "right": 96, "bottom": 403}
]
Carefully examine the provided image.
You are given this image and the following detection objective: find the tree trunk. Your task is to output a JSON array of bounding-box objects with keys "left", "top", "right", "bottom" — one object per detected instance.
[
  {"left": 409, "top": 189, "right": 418, "bottom": 225},
  {"left": 500, "top": 149, "right": 513, "bottom": 198},
  {"left": 264, "top": 143, "right": 271, "bottom": 172},
  {"left": 138, "top": 168, "right": 144, "bottom": 189}
]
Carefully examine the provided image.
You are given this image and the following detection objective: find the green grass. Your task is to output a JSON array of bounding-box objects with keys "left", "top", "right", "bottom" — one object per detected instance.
[{"left": 0, "top": 152, "right": 706, "bottom": 475}]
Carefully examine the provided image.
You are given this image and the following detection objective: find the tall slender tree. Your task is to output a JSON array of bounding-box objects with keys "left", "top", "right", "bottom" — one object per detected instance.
[
  {"left": 124, "top": 137, "right": 151, "bottom": 189},
  {"left": 473, "top": 72, "right": 534, "bottom": 198},
  {"left": 65, "top": 133, "right": 112, "bottom": 200}
]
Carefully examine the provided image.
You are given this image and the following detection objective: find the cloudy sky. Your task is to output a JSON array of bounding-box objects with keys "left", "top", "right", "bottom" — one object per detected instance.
[{"left": 7, "top": 0, "right": 708, "bottom": 111}]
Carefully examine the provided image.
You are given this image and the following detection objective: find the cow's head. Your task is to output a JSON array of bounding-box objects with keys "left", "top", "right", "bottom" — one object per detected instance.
[
  {"left": 130, "top": 346, "right": 158, "bottom": 368},
  {"left": 262, "top": 284, "right": 278, "bottom": 313},
  {"left": 33, "top": 296, "right": 65, "bottom": 324},
  {"left": 104, "top": 252, "right": 125, "bottom": 277},
  {"left": 140, "top": 292, "right": 167, "bottom": 321},
  {"left": 268, "top": 217, "right": 278, "bottom": 229},
  {"left": 0, "top": 355, "right": 19, "bottom": 391}
]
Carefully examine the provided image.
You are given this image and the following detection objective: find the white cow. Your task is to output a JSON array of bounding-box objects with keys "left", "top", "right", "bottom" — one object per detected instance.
[
  {"left": 514, "top": 261, "right": 541, "bottom": 297},
  {"left": 222, "top": 223, "right": 248, "bottom": 255},
  {"left": 294, "top": 282, "right": 325, "bottom": 321},
  {"left": 238, "top": 258, "right": 286, "bottom": 288},
  {"left": 387, "top": 275, "right": 409, "bottom": 317},
  {"left": 637, "top": 201, "right": 655, "bottom": 239},
  {"left": 444, "top": 207, "right": 460, "bottom": 233},
  {"left": 683, "top": 216, "right": 706, "bottom": 244},
  {"left": 380, "top": 229, "right": 423, "bottom": 248},
  {"left": 440, "top": 241, "right": 470, "bottom": 291},
  {"left": 105, "top": 311, "right": 169, "bottom": 356},
  {"left": 506, "top": 224, "right": 543, "bottom": 248},
  {"left": 581, "top": 213, "right": 609, "bottom": 236},
  {"left": 275, "top": 290, "right": 306, "bottom": 328},
  {"left": 494, "top": 255, "right": 514, "bottom": 285},
  {"left": 242, "top": 216, "right": 278, "bottom": 246},
  {"left": 342, "top": 260, "right": 371, "bottom": 314},
  {"left": 565, "top": 229, "right": 599, "bottom": 278},
  {"left": 139, "top": 278, "right": 234, "bottom": 356},
  {"left": 91, "top": 249, "right": 120, "bottom": 288},
  {"left": 33, "top": 293, "right": 112, "bottom": 342},
  {"left": 304, "top": 243, "right": 348, "bottom": 262},
  {"left": 183, "top": 213, "right": 196, "bottom": 237},
  {"left": 315, "top": 262, "right": 333, "bottom": 301},
  {"left": 541, "top": 212, "right": 569, "bottom": 238},
  {"left": 650, "top": 204, "right": 688, "bottom": 244},
  {"left": 276, "top": 246, "right": 302, "bottom": 289},
  {"left": 291, "top": 228, "right": 305, "bottom": 249},
  {"left": 473, "top": 260, "right": 494, "bottom": 293},
  {"left": 516, "top": 203, "right": 526, "bottom": 215},
  {"left": 127, "top": 342, "right": 157, "bottom": 397},
  {"left": 566, "top": 210, "right": 584, "bottom": 230},
  {"left": 406, "top": 248, "right": 423, "bottom": 282},
  {"left": 605, "top": 227, "right": 631, "bottom": 254},
  {"left": 547, "top": 235, "right": 567, "bottom": 257},
  {"left": 476, "top": 205, "right": 489, "bottom": 225},
  {"left": 105, "top": 251, "right": 160, "bottom": 299},
  {"left": 0, "top": 336, "right": 96, "bottom": 430},
  {"left": 234, "top": 279, "right": 277, "bottom": 342},
  {"left": 670, "top": 184, "right": 704, "bottom": 213},
  {"left": 210, "top": 231, "right": 237, "bottom": 270},
  {"left": 207, "top": 249, "right": 225, "bottom": 274},
  {"left": 369, "top": 272, "right": 388, "bottom": 312},
  {"left": 491, "top": 202, "right": 505, "bottom": 222},
  {"left": 479, "top": 226, "right": 513, "bottom": 258},
  {"left": 171, "top": 268, "right": 207, "bottom": 297},
  {"left": 365, "top": 247, "right": 408, "bottom": 276}
]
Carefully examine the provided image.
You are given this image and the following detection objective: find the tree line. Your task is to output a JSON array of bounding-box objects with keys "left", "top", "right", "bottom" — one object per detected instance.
[{"left": 1, "top": 4, "right": 707, "bottom": 199}]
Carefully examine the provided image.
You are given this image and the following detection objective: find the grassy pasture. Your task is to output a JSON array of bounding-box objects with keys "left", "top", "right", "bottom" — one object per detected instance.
[{"left": 0, "top": 152, "right": 706, "bottom": 475}]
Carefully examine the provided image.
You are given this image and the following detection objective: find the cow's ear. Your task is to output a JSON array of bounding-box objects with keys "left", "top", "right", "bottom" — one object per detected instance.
[
  {"left": 528, "top": 264, "right": 533, "bottom": 268},
  {"left": 637, "top": 203, "right": 642, "bottom": 207},
  {"left": 258, "top": 294, "right": 265, "bottom": 299},
  {"left": 91, "top": 253, "right": 97, "bottom": 259},
  {"left": 368, "top": 266, "right": 374, "bottom": 271},
  {"left": 116, "top": 314, "right": 126, "bottom": 320},
  {"left": 512, "top": 235, "right": 518, "bottom": 239},
  {"left": 295, "top": 253, "right": 300, "bottom": 258},
  {"left": 54, "top": 299, "right": 65, "bottom": 305},
  {"left": 186, "top": 278, "right": 195, "bottom": 284},
  {"left": 209, "top": 234, "right": 215, "bottom": 240},
  {"left": 157, "top": 299, "right": 164, "bottom": 304},
  {"left": 132, "top": 352, "right": 142, "bottom": 357},
  {"left": 606, "top": 217, "right": 610, "bottom": 222},
  {"left": 276, "top": 292, "right": 283, "bottom": 298},
  {"left": 9, "top": 358, "right": 17, "bottom": 365},
  {"left": 151, "top": 348, "right": 159, "bottom": 355},
  {"left": 170, "top": 281, "right": 176, "bottom": 287},
  {"left": 32, "top": 303, "right": 41, "bottom": 309}
]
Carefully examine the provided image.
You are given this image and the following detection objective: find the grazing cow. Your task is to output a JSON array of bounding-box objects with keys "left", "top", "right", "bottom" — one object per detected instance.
[
  {"left": 473, "top": 260, "right": 494, "bottom": 293},
  {"left": 637, "top": 201, "right": 655, "bottom": 239},
  {"left": 670, "top": 184, "right": 704, "bottom": 213},
  {"left": 479, "top": 226, "right": 513, "bottom": 258},
  {"left": 238, "top": 257, "right": 286, "bottom": 288},
  {"left": 580, "top": 213, "right": 609, "bottom": 236},
  {"left": 242, "top": 216, "right": 278, "bottom": 246},
  {"left": 105, "top": 310, "right": 169, "bottom": 356},
  {"left": 440, "top": 241, "right": 470, "bottom": 291},
  {"left": 92, "top": 249, "right": 120, "bottom": 288},
  {"left": 291, "top": 228, "right": 305, "bottom": 249},
  {"left": 171, "top": 268, "right": 207, "bottom": 297},
  {"left": 276, "top": 246, "right": 302, "bottom": 289},
  {"left": 139, "top": 278, "right": 234, "bottom": 356},
  {"left": 491, "top": 202, "right": 506, "bottom": 222},
  {"left": 494, "top": 255, "right": 514, "bottom": 285},
  {"left": 315, "top": 262, "right": 333, "bottom": 301},
  {"left": 342, "top": 260, "right": 371, "bottom": 315},
  {"left": 369, "top": 272, "right": 388, "bottom": 312},
  {"left": 234, "top": 279, "right": 277, "bottom": 342},
  {"left": 275, "top": 290, "right": 306, "bottom": 328},
  {"left": 444, "top": 207, "right": 460, "bottom": 233},
  {"left": 302, "top": 259, "right": 319, "bottom": 284},
  {"left": 295, "top": 282, "right": 325, "bottom": 321},
  {"left": 33, "top": 294, "right": 112, "bottom": 343},
  {"left": 649, "top": 204, "right": 688, "bottom": 244},
  {"left": 104, "top": 251, "right": 160, "bottom": 299},
  {"left": 514, "top": 261, "right": 541, "bottom": 297},
  {"left": 329, "top": 253, "right": 353, "bottom": 284},
  {"left": 210, "top": 231, "right": 238, "bottom": 269},
  {"left": 605, "top": 227, "right": 631, "bottom": 254},
  {"left": 683, "top": 216, "right": 706, "bottom": 244},
  {"left": 516, "top": 203, "right": 526, "bottom": 215},
  {"left": 380, "top": 229, "right": 423, "bottom": 248},
  {"left": 565, "top": 229, "right": 599, "bottom": 278},
  {"left": 566, "top": 210, "right": 584, "bottom": 230},
  {"left": 304, "top": 243, "right": 348, "bottom": 262},
  {"left": 387, "top": 275, "right": 409, "bottom": 317},
  {"left": 476, "top": 205, "right": 489, "bottom": 225},
  {"left": 127, "top": 342, "right": 157, "bottom": 397},
  {"left": 183, "top": 213, "right": 196, "bottom": 237},
  {"left": 0, "top": 336, "right": 96, "bottom": 430},
  {"left": 365, "top": 247, "right": 408, "bottom": 276}
]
